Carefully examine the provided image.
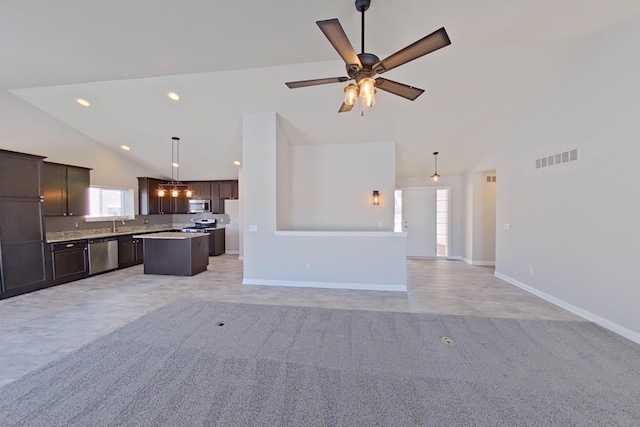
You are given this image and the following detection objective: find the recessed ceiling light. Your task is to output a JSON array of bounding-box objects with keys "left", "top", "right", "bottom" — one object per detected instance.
[
  {"left": 76, "top": 98, "right": 90, "bottom": 107},
  {"left": 120, "top": 145, "right": 130, "bottom": 151},
  {"left": 168, "top": 92, "right": 180, "bottom": 101},
  {"left": 233, "top": 160, "right": 241, "bottom": 166}
]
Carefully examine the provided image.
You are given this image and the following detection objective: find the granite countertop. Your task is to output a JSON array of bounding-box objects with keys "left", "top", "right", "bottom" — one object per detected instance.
[
  {"left": 46, "top": 226, "right": 182, "bottom": 243},
  {"left": 133, "top": 231, "right": 209, "bottom": 239}
]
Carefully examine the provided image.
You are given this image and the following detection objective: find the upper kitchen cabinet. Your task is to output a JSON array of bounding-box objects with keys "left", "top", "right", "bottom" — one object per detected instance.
[
  {"left": 138, "top": 177, "right": 162, "bottom": 214},
  {"left": 189, "top": 181, "right": 211, "bottom": 200},
  {"left": 42, "top": 162, "right": 90, "bottom": 217},
  {"left": 0, "top": 150, "right": 41, "bottom": 198},
  {"left": 218, "top": 180, "right": 239, "bottom": 200}
]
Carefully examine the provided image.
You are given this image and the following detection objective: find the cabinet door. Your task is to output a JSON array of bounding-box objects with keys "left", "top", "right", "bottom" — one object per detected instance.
[
  {"left": 219, "top": 181, "right": 234, "bottom": 199},
  {"left": 188, "top": 182, "right": 210, "bottom": 200},
  {"left": 210, "top": 181, "right": 220, "bottom": 213},
  {"left": 0, "top": 152, "right": 42, "bottom": 198},
  {"left": 118, "top": 237, "right": 136, "bottom": 268},
  {"left": 42, "top": 163, "right": 67, "bottom": 216},
  {"left": 66, "top": 166, "right": 90, "bottom": 216},
  {"left": 52, "top": 248, "right": 88, "bottom": 281},
  {"left": 0, "top": 199, "right": 47, "bottom": 293},
  {"left": 134, "top": 238, "right": 144, "bottom": 263}
]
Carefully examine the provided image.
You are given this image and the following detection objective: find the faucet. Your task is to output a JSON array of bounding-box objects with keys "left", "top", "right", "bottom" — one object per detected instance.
[{"left": 112, "top": 217, "right": 126, "bottom": 232}]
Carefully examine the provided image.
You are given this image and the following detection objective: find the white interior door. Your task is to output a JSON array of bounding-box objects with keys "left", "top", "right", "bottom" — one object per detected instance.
[{"left": 403, "top": 189, "right": 437, "bottom": 257}]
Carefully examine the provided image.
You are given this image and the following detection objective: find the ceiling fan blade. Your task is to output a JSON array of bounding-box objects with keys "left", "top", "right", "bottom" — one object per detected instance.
[
  {"left": 374, "top": 27, "right": 451, "bottom": 74},
  {"left": 338, "top": 102, "right": 354, "bottom": 113},
  {"left": 375, "top": 78, "right": 424, "bottom": 101},
  {"left": 286, "top": 77, "right": 350, "bottom": 89},
  {"left": 316, "top": 19, "right": 362, "bottom": 71}
]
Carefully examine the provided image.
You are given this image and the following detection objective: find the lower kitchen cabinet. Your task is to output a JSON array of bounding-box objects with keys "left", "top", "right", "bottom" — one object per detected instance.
[
  {"left": 209, "top": 228, "right": 225, "bottom": 256},
  {"left": 118, "top": 235, "right": 144, "bottom": 268},
  {"left": 50, "top": 240, "right": 89, "bottom": 285}
]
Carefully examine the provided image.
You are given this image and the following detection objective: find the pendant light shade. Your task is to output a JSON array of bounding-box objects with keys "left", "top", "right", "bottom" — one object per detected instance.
[{"left": 431, "top": 151, "right": 441, "bottom": 182}]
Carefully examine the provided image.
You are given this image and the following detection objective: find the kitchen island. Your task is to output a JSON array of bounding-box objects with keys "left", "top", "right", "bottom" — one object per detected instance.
[{"left": 133, "top": 232, "right": 209, "bottom": 276}]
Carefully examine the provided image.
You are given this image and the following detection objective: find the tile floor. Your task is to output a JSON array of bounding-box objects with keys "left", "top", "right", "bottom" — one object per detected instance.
[{"left": 0, "top": 256, "right": 581, "bottom": 387}]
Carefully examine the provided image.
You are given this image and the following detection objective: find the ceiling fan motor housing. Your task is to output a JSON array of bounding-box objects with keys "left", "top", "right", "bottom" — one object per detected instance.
[{"left": 347, "top": 52, "right": 380, "bottom": 81}]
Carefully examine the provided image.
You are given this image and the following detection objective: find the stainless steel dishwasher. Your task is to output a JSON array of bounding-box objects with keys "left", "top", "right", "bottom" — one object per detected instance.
[{"left": 88, "top": 237, "right": 119, "bottom": 274}]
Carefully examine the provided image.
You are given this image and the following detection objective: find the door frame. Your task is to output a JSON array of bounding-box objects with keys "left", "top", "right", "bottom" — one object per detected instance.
[{"left": 396, "top": 186, "right": 452, "bottom": 259}]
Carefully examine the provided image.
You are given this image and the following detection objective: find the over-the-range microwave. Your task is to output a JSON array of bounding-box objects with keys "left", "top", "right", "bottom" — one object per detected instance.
[{"left": 188, "top": 199, "right": 211, "bottom": 213}]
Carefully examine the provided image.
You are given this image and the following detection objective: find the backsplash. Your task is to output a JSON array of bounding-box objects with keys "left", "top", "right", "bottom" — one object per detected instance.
[{"left": 45, "top": 213, "right": 230, "bottom": 233}]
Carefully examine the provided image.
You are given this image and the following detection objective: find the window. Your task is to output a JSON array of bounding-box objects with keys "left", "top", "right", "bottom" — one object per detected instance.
[
  {"left": 436, "top": 189, "right": 449, "bottom": 257},
  {"left": 87, "top": 186, "right": 134, "bottom": 219},
  {"left": 394, "top": 190, "right": 403, "bottom": 232}
]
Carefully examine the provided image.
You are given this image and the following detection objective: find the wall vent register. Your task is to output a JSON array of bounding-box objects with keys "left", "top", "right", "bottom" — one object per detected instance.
[{"left": 535, "top": 148, "right": 579, "bottom": 169}]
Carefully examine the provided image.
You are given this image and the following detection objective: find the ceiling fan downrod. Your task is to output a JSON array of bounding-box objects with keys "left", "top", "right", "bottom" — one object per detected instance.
[{"left": 355, "top": 0, "right": 371, "bottom": 54}]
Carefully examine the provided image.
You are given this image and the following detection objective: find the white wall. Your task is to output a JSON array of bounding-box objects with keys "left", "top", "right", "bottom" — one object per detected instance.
[
  {"left": 276, "top": 116, "right": 292, "bottom": 230},
  {"left": 473, "top": 18, "right": 640, "bottom": 342},
  {"left": 290, "top": 142, "right": 396, "bottom": 231},
  {"left": 0, "top": 90, "right": 156, "bottom": 213},
  {"left": 242, "top": 112, "right": 406, "bottom": 291},
  {"left": 396, "top": 175, "right": 463, "bottom": 258}
]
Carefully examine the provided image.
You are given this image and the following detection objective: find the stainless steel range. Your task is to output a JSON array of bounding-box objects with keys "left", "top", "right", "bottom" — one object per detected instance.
[{"left": 181, "top": 218, "right": 217, "bottom": 233}]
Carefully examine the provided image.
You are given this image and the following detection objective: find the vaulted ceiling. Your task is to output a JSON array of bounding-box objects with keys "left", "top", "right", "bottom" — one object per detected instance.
[{"left": 2, "top": 1, "right": 640, "bottom": 180}]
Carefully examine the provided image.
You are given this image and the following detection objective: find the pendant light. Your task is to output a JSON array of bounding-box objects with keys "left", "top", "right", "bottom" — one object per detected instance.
[
  {"left": 431, "top": 151, "right": 440, "bottom": 182},
  {"left": 157, "top": 137, "right": 193, "bottom": 198}
]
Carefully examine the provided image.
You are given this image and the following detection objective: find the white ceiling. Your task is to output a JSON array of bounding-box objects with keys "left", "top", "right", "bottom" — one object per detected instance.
[{"left": 3, "top": 0, "right": 640, "bottom": 179}]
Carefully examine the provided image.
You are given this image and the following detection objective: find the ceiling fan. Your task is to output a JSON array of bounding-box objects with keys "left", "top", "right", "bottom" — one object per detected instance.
[{"left": 285, "top": 0, "right": 451, "bottom": 113}]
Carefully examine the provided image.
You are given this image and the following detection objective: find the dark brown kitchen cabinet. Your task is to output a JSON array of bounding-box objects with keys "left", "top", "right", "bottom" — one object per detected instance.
[
  {"left": 209, "top": 181, "right": 220, "bottom": 213},
  {"left": 0, "top": 149, "right": 49, "bottom": 299},
  {"left": 118, "top": 234, "right": 144, "bottom": 268},
  {"left": 42, "top": 162, "right": 90, "bottom": 217},
  {"left": 50, "top": 240, "right": 88, "bottom": 285},
  {"left": 189, "top": 181, "right": 211, "bottom": 200},
  {"left": 208, "top": 228, "right": 225, "bottom": 256},
  {"left": 218, "top": 180, "right": 238, "bottom": 200}
]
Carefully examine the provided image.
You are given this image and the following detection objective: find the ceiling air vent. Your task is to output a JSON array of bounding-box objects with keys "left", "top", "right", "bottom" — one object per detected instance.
[{"left": 535, "top": 148, "right": 579, "bottom": 169}]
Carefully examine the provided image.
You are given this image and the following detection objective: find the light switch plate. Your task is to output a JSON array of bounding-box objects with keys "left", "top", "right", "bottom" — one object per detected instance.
[{"left": 249, "top": 225, "right": 258, "bottom": 232}]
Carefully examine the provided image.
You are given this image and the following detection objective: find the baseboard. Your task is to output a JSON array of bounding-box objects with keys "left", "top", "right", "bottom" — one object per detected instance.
[
  {"left": 473, "top": 261, "right": 496, "bottom": 266},
  {"left": 242, "top": 278, "right": 407, "bottom": 292},
  {"left": 460, "top": 257, "right": 495, "bottom": 266},
  {"left": 494, "top": 271, "right": 640, "bottom": 345},
  {"left": 225, "top": 250, "right": 239, "bottom": 255}
]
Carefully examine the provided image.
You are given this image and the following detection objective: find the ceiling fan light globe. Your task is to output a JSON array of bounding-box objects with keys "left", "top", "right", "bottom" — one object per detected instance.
[
  {"left": 344, "top": 84, "right": 359, "bottom": 106},
  {"left": 358, "top": 77, "right": 376, "bottom": 98},
  {"left": 362, "top": 88, "right": 377, "bottom": 108}
]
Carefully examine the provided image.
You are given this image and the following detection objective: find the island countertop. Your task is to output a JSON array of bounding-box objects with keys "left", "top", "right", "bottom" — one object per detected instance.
[{"left": 133, "top": 232, "right": 209, "bottom": 239}]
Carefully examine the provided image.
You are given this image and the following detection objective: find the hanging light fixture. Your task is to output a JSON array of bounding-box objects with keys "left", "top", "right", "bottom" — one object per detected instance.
[
  {"left": 431, "top": 151, "right": 441, "bottom": 182},
  {"left": 157, "top": 137, "right": 193, "bottom": 198}
]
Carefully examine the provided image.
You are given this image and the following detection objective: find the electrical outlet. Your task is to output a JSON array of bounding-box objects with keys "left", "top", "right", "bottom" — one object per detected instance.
[
  {"left": 143, "top": 219, "right": 149, "bottom": 224},
  {"left": 503, "top": 223, "right": 511, "bottom": 230},
  {"left": 305, "top": 263, "right": 311, "bottom": 271},
  {"left": 74, "top": 221, "right": 79, "bottom": 228},
  {"left": 378, "top": 222, "right": 383, "bottom": 228},
  {"left": 529, "top": 266, "right": 534, "bottom": 275}
]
